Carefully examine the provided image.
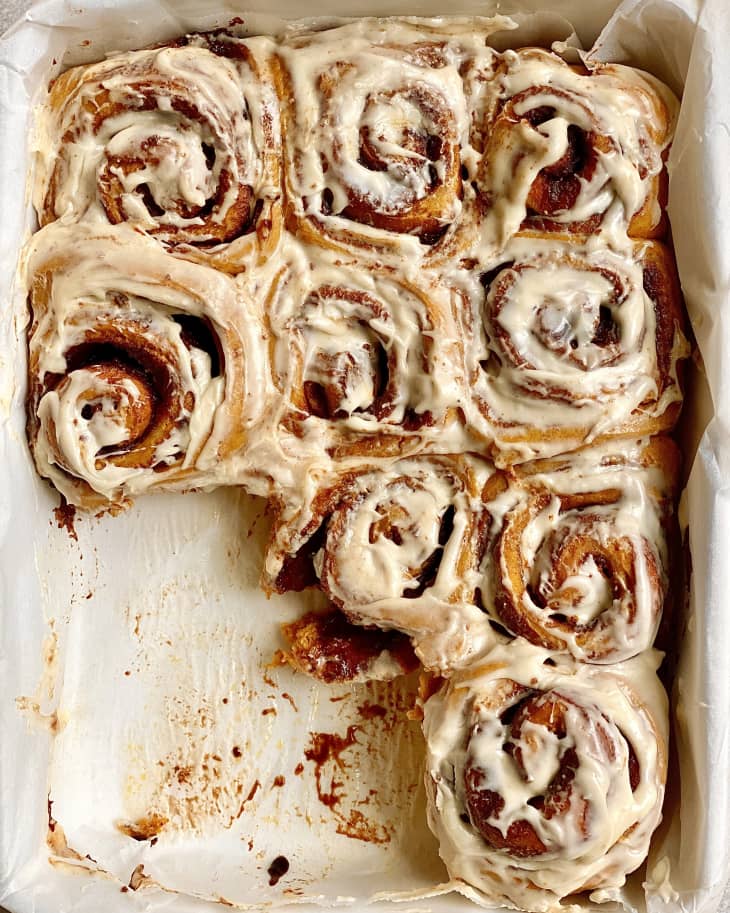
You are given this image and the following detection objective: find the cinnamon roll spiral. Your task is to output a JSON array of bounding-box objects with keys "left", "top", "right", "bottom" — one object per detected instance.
[
  {"left": 275, "top": 20, "right": 496, "bottom": 263},
  {"left": 480, "top": 437, "right": 678, "bottom": 662},
  {"left": 475, "top": 48, "right": 677, "bottom": 249},
  {"left": 423, "top": 641, "right": 668, "bottom": 910},
  {"left": 459, "top": 239, "right": 687, "bottom": 463},
  {"left": 263, "top": 456, "right": 500, "bottom": 672},
  {"left": 263, "top": 244, "right": 466, "bottom": 466},
  {"left": 35, "top": 35, "right": 282, "bottom": 272},
  {"left": 26, "top": 225, "right": 265, "bottom": 509}
]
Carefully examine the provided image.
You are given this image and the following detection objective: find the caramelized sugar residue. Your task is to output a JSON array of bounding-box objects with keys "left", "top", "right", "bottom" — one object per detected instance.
[
  {"left": 303, "top": 723, "right": 393, "bottom": 844},
  {"left": 267, "top": 854, "right": 290, "bottom": 886},
  {"left": 117, "top": 813, "right": 169, "bottom": 841},
  {"left": 53, "top": 500, "right": 78, "bottom": 541},
  {"left": 304, "top": 725, "right": 360, "bottom": 808}
]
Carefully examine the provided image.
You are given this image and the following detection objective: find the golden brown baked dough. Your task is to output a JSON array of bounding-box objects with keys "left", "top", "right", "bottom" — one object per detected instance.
[
  {"left": 34, "top": 32, "right": 282, "bottom": 273},
  {"left": 423, "top": 642, "right": 668, "bottom": 910},
  {"left": 263, "top": 454, "right": 502, "bottom": 673},
  {"left": 260, "top": 241, "right": 466, "bottom": 466},
  {"left": 25, "top": 223, "right": 266, "bottom": 509},
  {"left": 475, "top": 48, "right": 676, "bottom": 249},
  {"left": 456, "top": 238, "right": 687, "bottom": 464},
  {"left": 273, "top": 19, "right": 496, "bottom": 265},
  {"left": 479, "top": 436, "right": 680, "bottom": 662}
]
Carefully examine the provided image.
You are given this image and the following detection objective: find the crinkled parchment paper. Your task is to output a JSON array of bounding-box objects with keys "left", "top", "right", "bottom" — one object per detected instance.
[{"left": 1, "top": 1, "right": 728, "bottom": 911}]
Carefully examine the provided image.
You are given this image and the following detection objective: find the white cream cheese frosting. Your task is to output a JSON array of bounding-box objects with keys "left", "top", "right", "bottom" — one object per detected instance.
[
  {"left": 478, "top": 437, "right": 676, "bottom": 662},
  {"left": 25, "top": 222, "right": 267, "bottom": 507},
  {"left": 33, "top": 35, "right": 283, "bottom": 271},
  {"left": 422, "top": 641, "right": 668, "bottom": 911}
]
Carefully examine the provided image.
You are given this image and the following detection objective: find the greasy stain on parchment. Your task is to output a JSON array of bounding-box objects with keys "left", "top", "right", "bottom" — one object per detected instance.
[
  {"left": 298, "top": 679, "right": 423, "bottom": 847},
  {"left": 118, "top": 670, "right": 425, "bottom": 849}
]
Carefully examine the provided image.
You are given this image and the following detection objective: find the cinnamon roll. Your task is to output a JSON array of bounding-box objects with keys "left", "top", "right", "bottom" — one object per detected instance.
[
  {"left": 261, "top": 243, "right": 467, "bottom": 467},
  {"left": 263, "top": 455, "right": 501, "bottom": 673},
  {"left": 274, "top": 19, "right": 499, "bottom": 264},
  {"left": 475, "top": 48, "right": 678, "bottom": 250},
  {"left": 26, "top": 224, "right": 265, "bottom": 509},
  {"left": 458, "top": 238, "right": 688, "bottom": 463},
  {"left": 423, "top": 641, "right": 668, "bottom": 911},
  {"left": 34, "top": 34, "right": 282, "bottom": 273},
  {"left": 479, "top": 437, "right": 679, "bottom": 663}
]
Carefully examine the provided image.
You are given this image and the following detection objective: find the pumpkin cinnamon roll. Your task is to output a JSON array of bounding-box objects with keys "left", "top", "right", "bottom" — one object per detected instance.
[
  {"left": 475, "top": 48, "right": 678, "bottom": 251},
  {"left": 458, "top": 238, "right": 688, "bottom": 463},
  {"left": 26, "top": 224, "right": 265, "bottom": 510},
  {"left": 34, "top": 34, "right": 282, "bottom": 273},
  {"left": 263, "top": 455, "right": 500, "bottom": 673},
  {"left": 423, "top": 641, "right": 668, "bottom": 911},
  {"left": 274, "top": 19, "right": 498, "bottom": 265},
  {"left": 479, "top": 437, "right": 679, "bottom": 663},
  {"left": 262, "top": 244, "right": 467, "bottom": 468}
]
